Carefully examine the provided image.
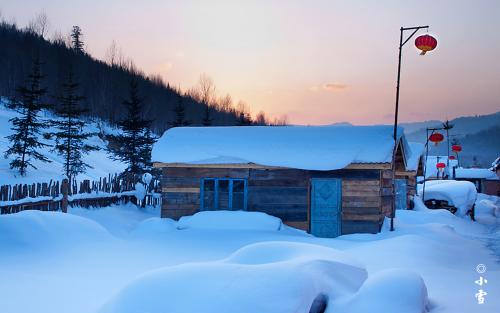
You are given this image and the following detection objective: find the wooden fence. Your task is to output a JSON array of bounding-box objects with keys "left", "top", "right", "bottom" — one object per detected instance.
[{"left": 0, "top": 174, "right": 161, "bottom": 215}]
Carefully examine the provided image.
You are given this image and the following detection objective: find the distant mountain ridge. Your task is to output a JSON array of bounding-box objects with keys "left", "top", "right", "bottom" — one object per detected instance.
[
  {"left": 327, "top": 111, "right": 499, "bottom": 167},
  {"left": 402, "top": 111, "right": 500, "bottom": 167}
]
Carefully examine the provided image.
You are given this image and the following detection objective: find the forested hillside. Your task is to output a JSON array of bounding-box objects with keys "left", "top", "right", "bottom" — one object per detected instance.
[{"left": 0, "top": 20, "right": 246, "bottom": 134}]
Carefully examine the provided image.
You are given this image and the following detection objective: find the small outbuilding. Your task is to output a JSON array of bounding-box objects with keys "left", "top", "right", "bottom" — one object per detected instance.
[
  {"left": 152, "top": 125, "right": 413, "bottom": 237},
  {"left": 395, "top": 142, "right": 425, "bottom": 209},
  {"left": 455, "top": 167, "right": 500, "bottom": 196}
]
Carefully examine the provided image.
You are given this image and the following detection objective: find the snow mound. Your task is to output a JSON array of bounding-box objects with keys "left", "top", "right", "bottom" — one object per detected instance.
[
  {"left": 330, "top": 269, "right": 428, "bottom": 313},
  {"left": 0, "top": 210, "right": 112, "bottom": 251},
  {"left": 476, "top": 199, "right": 498, "bottom": 216},
  {"left": 69, "top": 203, "right": 160, "bottom": 237},
  {"left": 226, "top": 241, "right": 364, "bottom": 267},
  {"left": 177, "top": 210, "right": 283, "bottom": 231},
  {"left": 418, "top": 180, "right": 477, "bottom": 216},
  {"left": 99, "top": 242, "right": 367, "bottom": 313},
  {"left": 474, "top": 197, "right": 499, "bottom": 224},
  {"left": 130, "top": 217, "right": 177, "bottom": 237}
]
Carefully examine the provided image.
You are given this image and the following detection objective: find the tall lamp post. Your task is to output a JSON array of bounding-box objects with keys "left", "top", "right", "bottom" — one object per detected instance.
[{"left": 390, "top": 25, "right": 435, "bottom": 232}]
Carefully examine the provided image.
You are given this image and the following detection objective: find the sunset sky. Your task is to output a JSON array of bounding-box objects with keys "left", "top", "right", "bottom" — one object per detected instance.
[{"left": 2, "top": 0, "right": 500, "bottom": 125}]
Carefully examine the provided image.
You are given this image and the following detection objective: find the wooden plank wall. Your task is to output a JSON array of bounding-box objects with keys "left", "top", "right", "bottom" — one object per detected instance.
[
  {"left": 161, "top": 167, "right": 250, "bottom": 219},
  {"left": 248, "top": 169, "right": 309, "bottom": 230},
  {"left": 160, "top": 166, "right": 388, "bottom": 234}
]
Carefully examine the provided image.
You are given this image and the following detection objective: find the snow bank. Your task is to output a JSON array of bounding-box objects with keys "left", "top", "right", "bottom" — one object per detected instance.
[
  {"left": 226, "top": 241, "right": 364, "bottom": 267},
  {"left": 130, "top": 217, "right": 177, "bottom": 237},
  {"left": 177, "top": 210, "right": 283, "bottom": 231},
  {"left": 153, "top": 125, "right": 406, "bottom": 170},
  {"left": 474, "top": 193, "right": 500, "bottom": 224},
  {"left": 69, "top": 203, "right": 159, "bottom": 237},
  {"left": 0, "top": 210, "right": 112, "bottom": 252},
  {"left": 417, "top": 180, "right": 477, "bottom": 216},
  {"left": 396, "top": 196, "right": 487, "bottom": 236},
  {"left": 99, "top": 242, "right": 367, "bottom": 313},
  {"left": 329, "top": 269, "right": 428, "bottom": 313},
  {"left": 455, "top": 167, "right": 498, "bottom": 180}
]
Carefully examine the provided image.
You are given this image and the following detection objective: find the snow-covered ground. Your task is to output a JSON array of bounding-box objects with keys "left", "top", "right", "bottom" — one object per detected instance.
[
  {"left": 0, "top": 103, "right": 126, "bottom": 185},
  {"left": 1, "top": 101, "right": 499, "bottom": 313},
  {"left": 1, "top": 197, "right": 499, "bottom": 313}
]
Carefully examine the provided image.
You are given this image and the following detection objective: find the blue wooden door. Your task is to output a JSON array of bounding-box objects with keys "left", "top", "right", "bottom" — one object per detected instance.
[
  {"left": 311, "top": 179, "right": 342, "bottom": 238},
  {"left": 395, "top": 179, "right": 407, "bottom": 210}
]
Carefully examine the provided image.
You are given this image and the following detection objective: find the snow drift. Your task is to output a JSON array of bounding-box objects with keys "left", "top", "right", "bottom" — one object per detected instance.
[
  {"left": 98, "top": 242, "right": 368, "bottom": 313},
  {"left": 0, "top": 210, "right": 112, "bottom": 252},
  {"left": 177, "top": 210, "right": 283, "bottom": 231},
  {"left": 329, "top": 269, "right": 428, "bottom": 313}
]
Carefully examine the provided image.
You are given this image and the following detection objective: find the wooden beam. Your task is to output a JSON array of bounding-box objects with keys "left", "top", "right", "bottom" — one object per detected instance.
[
  {"left": 344, "top": 163, "right": 391, "bottom": 170},
  {"left": 342, "top": 212, "right": 383, "bottom": 222},
  {"left": 395, "top": 170, "right": 416, "bottom": 176},
  {"left": 162, "top": 187, "right": 200, "bottom": 193}
]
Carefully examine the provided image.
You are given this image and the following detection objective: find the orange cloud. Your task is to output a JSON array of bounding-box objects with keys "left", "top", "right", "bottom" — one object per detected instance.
[
  {"left": 308, "top": 82, "right": 349, "bottom": 93},
  {"left": 323, "top": 82, "right": 349, "bottom": 91}
]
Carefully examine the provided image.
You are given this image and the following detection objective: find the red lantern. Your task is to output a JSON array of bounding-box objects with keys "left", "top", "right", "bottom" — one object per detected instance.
[
  {"left": 429, "top": 133, "right": 444, "bottom": 145},
  {"left": 452, "top": 145, "right": 462, "bottom": 153},
  {"left": 415, "top": 34, "right": 437, "bottom": 55},
  {"left": 436, "top": 162, "right": 446, "bottom": 174},
  {"left": 449, "top": 155, "right": 456, "bottom": 160}
]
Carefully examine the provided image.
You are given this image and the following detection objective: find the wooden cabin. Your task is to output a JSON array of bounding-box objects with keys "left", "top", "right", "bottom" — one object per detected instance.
[{"left": 152, "top": 125, "right": 412, "bottom": 238}]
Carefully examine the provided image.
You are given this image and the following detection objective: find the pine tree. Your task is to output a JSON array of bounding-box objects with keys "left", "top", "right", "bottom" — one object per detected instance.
[
  {"left": 5, "top": 57, "right": 51, "bottom": 176},
  {"left": 170, "top": 94, "right": 190, "bottom": 127},
  {"left": 202, "top": 104, "right": 212, "bottom": 126},
  {"left": 110, "top": 79, "right": 156, "bottom": 176},
  {"left": 51, "top": 69, "right": 99, "bottom": 181},
  {"left": 71, "top": 26, "right": 84, "bottom": 53}
]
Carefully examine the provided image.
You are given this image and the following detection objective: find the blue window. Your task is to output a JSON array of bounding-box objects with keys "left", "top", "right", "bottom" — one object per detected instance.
[{"left": 200, "top": 178, "right": 247, "bottom": 210}]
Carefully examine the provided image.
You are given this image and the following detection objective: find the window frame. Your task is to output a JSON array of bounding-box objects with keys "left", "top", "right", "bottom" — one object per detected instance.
[{"left": 200, "top": 178, "right": 247, "bottom": 211}]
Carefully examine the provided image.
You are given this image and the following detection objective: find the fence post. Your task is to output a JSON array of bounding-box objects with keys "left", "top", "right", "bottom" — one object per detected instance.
[{"left": 61, "top": 178, "right": 69, "bottom": 213}]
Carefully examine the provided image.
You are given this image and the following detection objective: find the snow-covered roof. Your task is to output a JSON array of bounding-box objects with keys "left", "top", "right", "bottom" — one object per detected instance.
[
  {"left": 455, "top": 168, "right": 499, "bottom": 180},
  {"left": 152, "top": 125, "right": 406, "bottom": 171},
  {"left": 406, "top": 142, "right": 424, "bottom": 172}
]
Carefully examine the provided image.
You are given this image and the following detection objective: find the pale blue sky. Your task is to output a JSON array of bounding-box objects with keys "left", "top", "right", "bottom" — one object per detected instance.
[{"left": 2, "top": 0, "right": 499, "bottom": 124}]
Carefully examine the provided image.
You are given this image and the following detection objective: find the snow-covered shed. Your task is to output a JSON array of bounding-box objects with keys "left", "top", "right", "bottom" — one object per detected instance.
[
  {"left": 396, "top": 142, "right": 425, "bottom": 208},
  {"left": 152, "top": 125, "right": 411, "bottom": 237},
  {"left": 455, "top": 167, "right": 499, "bottom": 196}
]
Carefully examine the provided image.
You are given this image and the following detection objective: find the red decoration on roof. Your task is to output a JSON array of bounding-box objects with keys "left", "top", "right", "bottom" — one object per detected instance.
[{"left": 415, "top": 34, "right": 438, "bottom": 55}]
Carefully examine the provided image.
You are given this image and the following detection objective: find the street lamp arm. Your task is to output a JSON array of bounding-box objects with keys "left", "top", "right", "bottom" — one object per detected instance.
[
  {"left": 401, "top": 25, "right": 429, "bottom": 31},
  {"left": 401, "top": 28, "right": 422, "bottom": 47}
]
